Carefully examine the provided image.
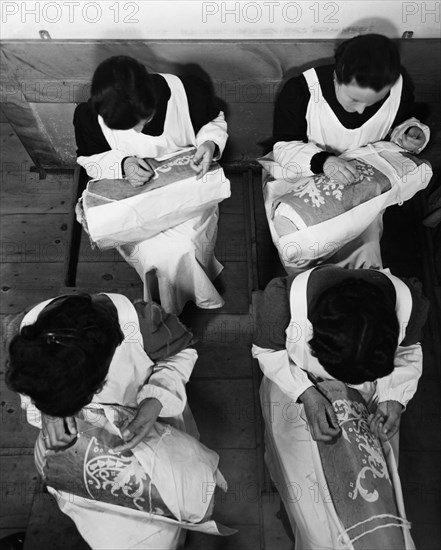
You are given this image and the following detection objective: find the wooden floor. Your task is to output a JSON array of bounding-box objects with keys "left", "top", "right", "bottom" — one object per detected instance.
[{"left": 1, "top": 120, "right": 440, "bottom": 549}]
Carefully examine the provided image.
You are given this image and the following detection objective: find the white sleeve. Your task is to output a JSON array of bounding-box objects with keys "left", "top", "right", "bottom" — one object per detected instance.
[
  {"left": 77, "top": 150, "right": 127, "bottom": 180},
  {"left": 252, "top": 344, "right": 314, "bottom": 402},
  {"left": 136, "top": 348, "right": 197, "bottom": 417},
  {"left": 376, "top": 343, "right": 423, "bottom": 407},
  {"left": 195, "top": 111, "right": 228, "bottom": 159},
  {"left": 20, "top": 394, "right": 42, "bottom": 429},
  {"left": 273, "top": 140, "right": 326, "bottom": 179}
]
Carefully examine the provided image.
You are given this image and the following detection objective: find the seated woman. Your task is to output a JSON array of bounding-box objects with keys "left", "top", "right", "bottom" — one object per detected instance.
[
  {"left": 6, "top": 293, "right": 227, "bottom": 549},
  {"left": 265, "top": 34, "right": 429, "bottom": 270},
  {"left": 252, "top": 265, "right": 428, "bottom": 549},
  {"left": 74, "top": 55, "right": 228, "bottom": 314}
]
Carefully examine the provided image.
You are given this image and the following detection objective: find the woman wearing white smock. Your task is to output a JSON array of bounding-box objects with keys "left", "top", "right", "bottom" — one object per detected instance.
[
  {"left": 7, "top": 293, "right": 228, "bottom": 549},
  {"left": 252, "top": 266, "right": 428, "bottom": 549},
  {"left": 74, "top": 56, "right": 228, "bottom": 314},
  {"left": 267, "top": 34, "right": 428, "bottom": 270}
]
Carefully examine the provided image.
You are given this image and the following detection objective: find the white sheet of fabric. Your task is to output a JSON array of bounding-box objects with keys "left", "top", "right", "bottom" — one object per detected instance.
[
  {"left": 259, "top": 377, "right": 415, "bottom": 550},
  {"left": 18, "top": 294, "right": 203, "bottom": 548},
  {"left": 253, "top": 267, "right": 420, "bottom": 549},
  {"left": 262, "top": 142, "right": 432, "bottom": 272},
  {"left": 117, "top": 205, "right": 224, "bottom": 314},
  {"left": 76, "top": 73, "right": 229, "bottom": 314},
  {"left": 82, "top": 152, "right": 231, "bottom": 250}
]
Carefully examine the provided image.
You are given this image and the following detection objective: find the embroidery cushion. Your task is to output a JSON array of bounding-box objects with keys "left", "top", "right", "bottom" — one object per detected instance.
[
  {"left": 260, "top": 142, "right": 432, "bottom": 268},
  {"left": 80, "top": 148, "right": 231, "bottom": 250},
  {"left": 42, "top": 406, "right": 221, "bottom": 524},
  {"left": 316, "top": 381, "right": 408, "bottom": 549}
]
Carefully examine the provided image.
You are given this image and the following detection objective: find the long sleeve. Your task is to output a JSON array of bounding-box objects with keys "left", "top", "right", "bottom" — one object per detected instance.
[
  {"left": 77, "top": 150, "right": 127, "bottom": 180},
  {"left": 376, "top": 343, "right": 423, "bottom": 407},
  {"left": 252, "top": 345, "right": 314, "bottom": 402},
  {"left": 136, "top": 348, "right": 197, "bottom": 417},
  {"left": 195, "top": 111, "right": 228, "bottom": 159},
  {"left": 273, "top": 140, "right": 327, "bottom": 179}
]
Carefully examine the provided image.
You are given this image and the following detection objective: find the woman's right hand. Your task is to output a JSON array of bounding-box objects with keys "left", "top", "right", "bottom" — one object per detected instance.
[
  {"left": 122, "top": 157, "right": 154, "bottom": 187},
  {"left": 299, "top": 387, "right": 341, "bottom": 442},
  {"left": 323, "top": 156, "right": 359, "bottom": 184},
  {"left": 42, "top": 413, "right": 77, "bottom": 450}
]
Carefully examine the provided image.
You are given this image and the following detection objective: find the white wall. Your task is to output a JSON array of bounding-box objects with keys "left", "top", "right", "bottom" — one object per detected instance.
[{"left": 1, "top": 0, "right": 440, "bottom": 40}]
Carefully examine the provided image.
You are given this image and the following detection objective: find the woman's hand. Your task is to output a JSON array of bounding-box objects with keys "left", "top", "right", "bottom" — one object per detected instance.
[
  {"left": 369, "top": 400, "right": 403, "bottom": 442},
  {"left": 323, "top": 156, "right": 360, "bottom": 184},
  {"left": 123, "top": 157, "right": 154, "bottom": 187},
  {"left": 42, "top": 413, "right": 77, "bottom": 450},
  {"left": 113, "top": 397, "right": 163, "bottom": 453},
  {"left": 299, "top": 387, "right": 341, "bottom": 442},
  {"left": 400, "top": 126, "right": 425, "bottom": 153},
  {"left": 190, "top": 140, "right": 216, "bottom": 180}
]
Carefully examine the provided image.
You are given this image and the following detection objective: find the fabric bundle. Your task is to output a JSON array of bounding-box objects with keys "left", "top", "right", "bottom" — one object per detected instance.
[
  {"left": 79, "top": 148, "right": 231, "bottom": 250},
  {"left": 259, "top": 141, "right": 432, "bottom": 269},
  {"left": 316, "top": 381, "right": 410, "bottom": 550},
  {"left": 41, "top": 405, "right": 232, "bottom": 536}
]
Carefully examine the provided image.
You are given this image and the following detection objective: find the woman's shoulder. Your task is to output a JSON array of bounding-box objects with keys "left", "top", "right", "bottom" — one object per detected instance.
[
  {"left": 73, "top": 99, "right": 95, "bottom": 123},
  {"left": 398, "top": 276, "right": 430, "bottom": 345}
]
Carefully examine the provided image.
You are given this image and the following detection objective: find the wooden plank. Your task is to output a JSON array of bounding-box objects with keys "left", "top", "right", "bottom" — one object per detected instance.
[
  {"left": 211, "top": 449, "right": 259, "bottom": 525},
  {"left": 75, "top": 260, "right": 143, "bottom": 289},
  {"left": 0, "top": 455, "right": 39, "bottom": 530},
  {"left": 0, "top": 122, "right": 33, "bottom": 168},
  {"left": 216, "top": 214, "right": 247, "bottom": 262},
  {"left": 0, "top": 51, "right": 62, "bottom": 171},
  {"left": 191, "top": 341, "right": 252, "bottom": 379},
  {"left": 0, "top": 170, "right": 74, "bottom": 215},
  {"left": 0, "top": 374, "right": 39, "bottom": 449},
  {"left": 1, "top": 39, "right": 439, "bottom": 100},
  {"left": 30, "top": 103, "right": 77, "bottom": 166},
  {"left": 0, "top": 214, "right": 71, "bottom": 263},
  {"left": 0, "top": 263, "right": 65, "bottom": 314},
  {"left": 186, "top": 379, "right": 257, "bottom": 449}
]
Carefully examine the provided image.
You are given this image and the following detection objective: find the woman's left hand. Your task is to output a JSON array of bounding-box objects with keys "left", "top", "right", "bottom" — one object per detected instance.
[
  {"left": 113, "top": 397, "right": 163, "bottom": 452},
  {"left": 400, "top": 126, "right": 425, "bottom": 153},
  {"left": 190, "top": 140, "right": 216, "bottom": 180},
  {"left": 369, "top": 400, "right": 403, "bottom": 442}
]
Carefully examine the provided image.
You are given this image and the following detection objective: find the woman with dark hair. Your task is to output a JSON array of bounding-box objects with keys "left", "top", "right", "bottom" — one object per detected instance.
[
  {"left": 252, "top": 265, "right": 428, "bottom": 548},
  {"left": 6, "top": 293, "right": 227, "bottom": 548},
  {"left": 74, "top": 56, "right": 228, "bottom": 314},
  {"left": 266, "top": 34, "right": 429, "bottom": 269}
]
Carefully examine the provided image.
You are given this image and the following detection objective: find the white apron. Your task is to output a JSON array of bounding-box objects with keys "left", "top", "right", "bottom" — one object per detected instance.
[
  {"left": 100, "top": 74, "right": 224, "bottom": 314},
  {"left": 264, "top": 69, "right": 403, "bottom": 271},
  {"left": 304, "top": 68, "right": 403, "bottom": 154},
  {"left": 260, "top": 268, "right": 415, "bottom": 550}
]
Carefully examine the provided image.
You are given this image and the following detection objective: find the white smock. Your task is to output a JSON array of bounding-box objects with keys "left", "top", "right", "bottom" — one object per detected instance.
[
  {"left": 253, "top": 268, "right": 422, "bottom": 550},
  {"left": 267, "top": 68, "right": 403, "bottom": 271},
  {"left": 77, "top": 73, "right": 228, "bottom": 314},
  {"left": 20, "top": 293, "right": 200, "bottom": 550}
]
